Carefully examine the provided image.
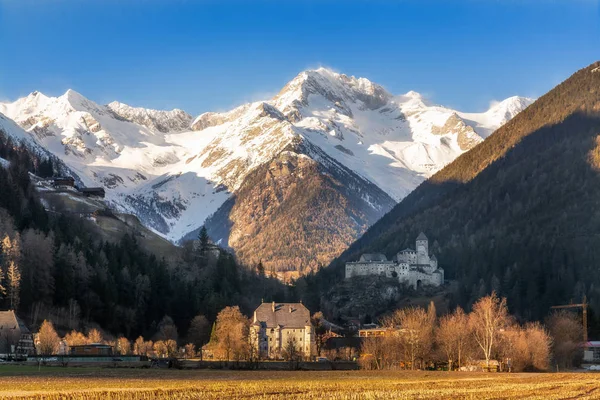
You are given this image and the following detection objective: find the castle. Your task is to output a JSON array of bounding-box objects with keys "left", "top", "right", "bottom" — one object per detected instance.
[{"left": 345, "top": 233, "right": 444, "bottom": 289}]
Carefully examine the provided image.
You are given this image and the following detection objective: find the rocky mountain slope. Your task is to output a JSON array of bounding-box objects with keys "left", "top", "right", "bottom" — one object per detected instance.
[
  {"left": 326, "top": 61, "right": 600, "bottom": 320},
  {"left": 0, "top": 68, "right": 532, "bottom": 274}
]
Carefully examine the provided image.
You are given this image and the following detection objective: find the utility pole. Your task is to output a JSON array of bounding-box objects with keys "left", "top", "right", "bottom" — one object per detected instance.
[{"left": 550, "top": 295, "right": 588, "bottom": 343}]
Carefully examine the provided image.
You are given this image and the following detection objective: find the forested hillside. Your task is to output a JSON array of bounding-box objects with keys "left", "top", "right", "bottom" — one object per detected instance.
[
  {"left": 0, "top": 131, "right": 291, "bottom": 339},
  {"left": 312, "top": 62, "right": 600, "bottom": 329}
]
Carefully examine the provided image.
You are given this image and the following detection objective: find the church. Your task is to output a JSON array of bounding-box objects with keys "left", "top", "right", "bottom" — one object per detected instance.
[{"left": 345, "top": 233, "right": 444, "bottom": 289}]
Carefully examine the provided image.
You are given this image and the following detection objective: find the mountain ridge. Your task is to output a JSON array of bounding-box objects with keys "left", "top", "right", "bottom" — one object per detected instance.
[{"left": 0, "top": 68, "right": 533, "bottom": 273}]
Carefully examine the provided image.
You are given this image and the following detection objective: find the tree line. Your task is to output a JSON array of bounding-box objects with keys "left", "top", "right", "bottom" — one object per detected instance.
[{"left": 359, "top": 293, "right": 582, "bottom": 372}]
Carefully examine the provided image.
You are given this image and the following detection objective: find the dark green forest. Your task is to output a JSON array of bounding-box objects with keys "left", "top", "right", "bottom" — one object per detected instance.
[
  {"left": 312, "top": 61, "right": 600, "bottom": 334},
  {"left": 0, "top": 133, "right": 291, "bottom": 340}
]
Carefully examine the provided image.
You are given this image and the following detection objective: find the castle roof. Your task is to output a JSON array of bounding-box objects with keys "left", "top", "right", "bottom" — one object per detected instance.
[
  {"left": 416, "top": 232, "right": 428, "bottom": 241},
  {"left": 399, "top": 248, "right": 414, "bottom": 253},
  {"left": 359, "top": 253, "right": 388, "bottom": 262},
  {"left": 253, "top": 302, "right": 311, "bottom": 329},
  {"left": 431, "top": 254, "right": 437, "bottom": 261}
]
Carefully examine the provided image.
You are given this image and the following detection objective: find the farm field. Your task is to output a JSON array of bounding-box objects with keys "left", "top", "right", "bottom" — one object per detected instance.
[{"left": 1, "top": 366, "right": 600, "bottom": 399}]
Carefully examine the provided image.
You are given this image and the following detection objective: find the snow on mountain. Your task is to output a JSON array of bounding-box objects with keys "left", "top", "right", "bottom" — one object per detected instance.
[
  {"left": 0, "top": 89, "right": 189, "bottom": 191},
  {"left": 0, "top": 110, "right": 47, "bottom": 156},
  {"left": 458, "top": 96, "right": 535, "bottom": 138},
  {"left": 0, "top": 69, "right": 532, "bottom": 244},
  {"left": 107, "top": 101, "right": 192, "bottom": 133}
]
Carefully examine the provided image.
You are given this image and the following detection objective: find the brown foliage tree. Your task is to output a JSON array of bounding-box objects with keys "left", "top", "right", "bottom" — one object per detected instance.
[
  {"left": 86, "top": 328, "right": 103, "bottom": 344},
  {"left": 212, "top": 306, "right": 249, "bottom": 361},
  {"left": 37, "top": 320, "right": 60, "bottom": 355},
  {"left": 117, "top": 337, "right": 131, "bottom": 355}
]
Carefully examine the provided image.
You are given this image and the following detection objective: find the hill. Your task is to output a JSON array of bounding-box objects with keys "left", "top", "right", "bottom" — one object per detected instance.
[{"left": 317, "top": 61, "right": 600, "bottom": 324}]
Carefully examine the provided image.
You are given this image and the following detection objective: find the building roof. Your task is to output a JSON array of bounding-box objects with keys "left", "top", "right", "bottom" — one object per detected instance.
[
  {"left": 0, "top": 310, "right": 29, "bottom": 333},
  {"left": 416, "top": 232, "right": 428, "bottom": 241},
  {"left": 399, "top": 248, "right": 415, "bottom": 253},
  {"left": 0, "top": 311, "right": 19, "bottom": 331},
  {"left": 253, "top": 302, "right": 311, "bottom": 329},
  {"left": 431, "top": 254, "right": 437, "bottom": 261},
  {"left": 359, "top": 253, "right": 388, "bottom": 262}
]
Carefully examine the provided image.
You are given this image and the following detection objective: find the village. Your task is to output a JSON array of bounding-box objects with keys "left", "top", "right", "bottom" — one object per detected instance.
[{"left": 0, "top": 233, "right": 596, "bottom": 372}]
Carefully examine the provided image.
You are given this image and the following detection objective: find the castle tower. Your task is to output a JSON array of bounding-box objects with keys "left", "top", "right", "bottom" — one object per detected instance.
[{"left": 416, "top": 232, "right": 428, "bottom": 265}]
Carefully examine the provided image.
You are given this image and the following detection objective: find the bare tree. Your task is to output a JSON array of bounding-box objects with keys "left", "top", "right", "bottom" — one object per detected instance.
[
  {"left": 184, "top": 343, "right": 196, "bottom": 359},
  {"left": 37, "top": 320, "right": 60, "bottom": 355},
  {"left": 546, "top": 310, "right": 583, "bottom": 369},
  {"left": 437, "top": 306, "right": 471, "bottom": 370},
  {"left": 469, "top": 292, "right": 509, "bottom": 369},
  {"left": 383, "top": 306, "right": 433, "bottom": 370},
  {"left": 282, "top": 335, "right": 301, "bottom": 369},
  {"left": 187, "top": 315, "right": 211, "bottom": 351},
  {"left": 157, "top": 315, "right": 178, "bottom": 342},
  {"left": 499, "top": 322, "right": 552, "bottom": 372}
]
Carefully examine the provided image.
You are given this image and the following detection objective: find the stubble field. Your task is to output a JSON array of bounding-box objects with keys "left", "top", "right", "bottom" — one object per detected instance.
[{"left": 1, "top": 366, "right": 599, "bottom": 399}]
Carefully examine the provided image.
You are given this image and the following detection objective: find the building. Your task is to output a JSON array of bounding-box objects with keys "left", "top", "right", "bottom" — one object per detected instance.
[
  {"left": 78, "top": 187, "right": 106, "bottom": 198},
  {"left": 584, "top": 341, "right": 600, "bottom": 364},
  {"left": 52, "top": 176, "right": 75, "bottom": 187},
  {"left": 345, "top": 233, "right": 444, "bottom": 289},
  {"left": 249, "top": 302, "right": 315, "bottom": 360},
  {"left": 0, "top": 311, "right": 35, "bottom": 358},
  {"left": 358, "top": 328, "right": 393, "bottom": 338},
  {"left": 69, "top": 343, "right": 113, "bottom": 356}
]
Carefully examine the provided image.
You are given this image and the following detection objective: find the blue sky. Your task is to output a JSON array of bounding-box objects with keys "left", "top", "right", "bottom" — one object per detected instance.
[{"left": 0, "top": 0, "right": 598, "bottom": 115}]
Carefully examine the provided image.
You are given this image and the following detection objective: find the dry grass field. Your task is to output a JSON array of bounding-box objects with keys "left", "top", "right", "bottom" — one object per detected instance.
[{"left": 1, "top": 366, "right": 600, "bottom": 399}]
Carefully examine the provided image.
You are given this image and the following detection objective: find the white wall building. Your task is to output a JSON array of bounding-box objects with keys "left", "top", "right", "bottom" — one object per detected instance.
[
  {"left": 345, "top": 232, "right": 444, "bottom": 289},
  {"left": 249, "top": 302, "right": 315, "bottom": 360}
]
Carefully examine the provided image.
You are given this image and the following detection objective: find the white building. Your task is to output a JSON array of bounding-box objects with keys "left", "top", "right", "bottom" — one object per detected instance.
[
  {"left": 345, "top": 232, "right": 444, "bottom": 289},
  {"left": 249, "top": 302, "right": 315, "bottom": 360}
]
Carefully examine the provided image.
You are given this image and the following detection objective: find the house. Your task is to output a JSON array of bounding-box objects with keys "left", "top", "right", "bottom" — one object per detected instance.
[
  {"left": 52, "top": 176, "right": 75, "bottom": 188},
  {"left": 358, "top": 327, "right": 393, "bottom": 338},
  {"left": 78, "top": 187, "right": 106, "bottom": 198},
  {"left": 69, "top": 343, "right": 113, "bottom": 356},
  {"left": 345, "top": 233, "right": 444, "bottom": 289},
  {"left": 584, "top": 341, "right": 600, "bottom": 364},
  {"left": 249, "top": 302, "right": 315, "bottom": 360},
  {"left": 0, "top": 311, "right": 35, "bottom": 358}
]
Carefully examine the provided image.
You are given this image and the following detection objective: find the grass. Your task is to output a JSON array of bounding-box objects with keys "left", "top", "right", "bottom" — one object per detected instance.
[{"left": 1, "top": 366, "right": 600, "bottom": 399}]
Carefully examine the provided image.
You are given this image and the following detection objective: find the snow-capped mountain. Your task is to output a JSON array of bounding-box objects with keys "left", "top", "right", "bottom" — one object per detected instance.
[{"left": 0, "top": 68, "right": 533, "bottom": 273}]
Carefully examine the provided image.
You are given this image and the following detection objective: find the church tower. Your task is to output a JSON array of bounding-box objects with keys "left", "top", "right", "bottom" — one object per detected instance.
[{"left": 416, "top": 232, "right": 428, "bottom": 264}]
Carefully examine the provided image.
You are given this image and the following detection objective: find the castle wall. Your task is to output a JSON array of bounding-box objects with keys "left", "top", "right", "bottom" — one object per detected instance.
[{"left": 345, "top": 234, "right": 444, "bottom": 289}]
